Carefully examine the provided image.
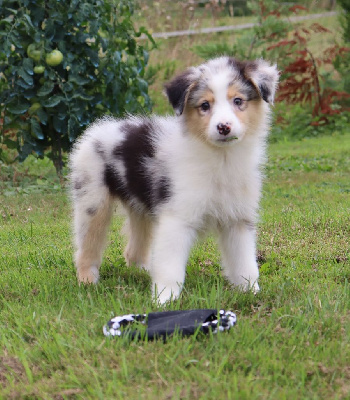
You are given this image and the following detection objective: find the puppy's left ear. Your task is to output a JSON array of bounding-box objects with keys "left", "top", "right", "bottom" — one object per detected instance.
[
  {"left": 164, "top": 68, "right": 198, "bottom": 116},
  {"left": 247, "top": 59, "right": 279, "bottom": 104}
]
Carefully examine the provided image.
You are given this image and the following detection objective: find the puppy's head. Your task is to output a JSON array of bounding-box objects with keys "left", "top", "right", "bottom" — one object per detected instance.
[{"left": 164, "top": 57, "right": 279, "bottom": 146}]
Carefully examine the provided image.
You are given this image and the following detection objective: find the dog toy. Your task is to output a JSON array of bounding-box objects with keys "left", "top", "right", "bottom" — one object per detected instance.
[{"left": 103, "top": 309, "right": 236, "bottom": 341}]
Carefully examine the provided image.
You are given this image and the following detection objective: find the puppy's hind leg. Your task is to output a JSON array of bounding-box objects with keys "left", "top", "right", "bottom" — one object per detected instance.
[
  {"left": 123, "top": 208, "right": 153, "bottom": 271},
  {"left": 73, "top": 188, "right": 114, "bottom": 284}
]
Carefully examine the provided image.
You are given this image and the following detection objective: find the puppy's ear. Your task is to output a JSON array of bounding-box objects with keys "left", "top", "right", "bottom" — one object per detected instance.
[
  {"left": 164, "top": 68, "right": 197, "bottom": 115},
  {"left": 247, "top": 59, "right": 279, "bottom": 104}
]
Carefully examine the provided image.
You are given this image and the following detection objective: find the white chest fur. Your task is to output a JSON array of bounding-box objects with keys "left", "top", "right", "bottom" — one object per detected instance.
[{"left": 157, "top": 128, "right": 264, "bottom": 227}]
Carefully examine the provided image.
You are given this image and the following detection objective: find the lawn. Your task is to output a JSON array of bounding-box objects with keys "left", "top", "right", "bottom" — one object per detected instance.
[{"left": 1, "top": 125, "right": 349, "bottom": 398}]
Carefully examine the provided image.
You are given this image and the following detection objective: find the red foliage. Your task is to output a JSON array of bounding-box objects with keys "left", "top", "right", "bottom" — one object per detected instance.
[
  {"left": 268, "top": 10, "right": 281, "bottom": 17},
  {"left": 289, "top": 5, "right": 308, "bottom": 13},
  {"left": 267, "top": 40, "right": 296, "bottom": 50},
  {"left": 267, "top": 16, "right": 350, "bottom": 120},
  {"left": 309, "top": 23, "right": 331, "bottom": 33},
  {"left": 323, "top": 46, "right": 350, "bottom": 63}
]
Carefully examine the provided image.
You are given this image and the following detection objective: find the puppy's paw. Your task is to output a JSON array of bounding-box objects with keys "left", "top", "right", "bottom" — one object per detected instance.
[
  {"left": 252, "top": 281, "right": 260, "bottom": 295},
  {"left": 152, "top": 285, "right": 180, "bottom": 305},
  {"left": 77, "top": 266, "right": 99, "bottom": 284},
  {"left": 239, "top": 280, "right": 260, "bottom": 294}
]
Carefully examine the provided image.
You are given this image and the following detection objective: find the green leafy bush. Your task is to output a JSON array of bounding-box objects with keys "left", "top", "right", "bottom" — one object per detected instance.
[
  {"left": 270, "top": 104, "right": 350, "bottom": 142},
  {"left": 0, "top": 0, "right": 154, "bottom": 175},
  {"left": 338, "top": 0, "right": 350, "bottom": 41},
  {"left": 336, "top": 0, "right": 350, "bottom": 97}
]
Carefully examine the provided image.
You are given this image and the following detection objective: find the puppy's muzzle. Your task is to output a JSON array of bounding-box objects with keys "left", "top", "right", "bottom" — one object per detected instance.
[{"left": 217, "top": 123, "right": 231, "bottom": 136}]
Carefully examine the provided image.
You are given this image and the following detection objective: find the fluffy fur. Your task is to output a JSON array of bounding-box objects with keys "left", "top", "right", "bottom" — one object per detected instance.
[{"left": 69, "top": 56, "right": 279, "bottom": 304}]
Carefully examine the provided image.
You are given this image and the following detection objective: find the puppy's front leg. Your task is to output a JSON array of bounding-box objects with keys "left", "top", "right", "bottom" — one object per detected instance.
[
  {"left": 218, "top": 221, "right": 260, "bottom": 293},
  {"left": 151, "top": 215, "right": 197, "bottom": 304}
]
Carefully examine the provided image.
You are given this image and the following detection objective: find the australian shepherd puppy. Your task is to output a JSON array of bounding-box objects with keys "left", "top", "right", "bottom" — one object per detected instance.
[{"left": 69, "top": 56, "right": 279, "bottom": 304}]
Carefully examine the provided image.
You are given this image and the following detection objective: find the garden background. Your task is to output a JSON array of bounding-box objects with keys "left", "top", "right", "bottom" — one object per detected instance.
[{"left": 1, "top": 1, "right": 350, "bottom": 398}]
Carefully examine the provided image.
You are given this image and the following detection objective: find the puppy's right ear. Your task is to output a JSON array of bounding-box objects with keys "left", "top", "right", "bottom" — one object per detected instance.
[{"left": 164, "top": 68, "right": 197, "bottom": 116}]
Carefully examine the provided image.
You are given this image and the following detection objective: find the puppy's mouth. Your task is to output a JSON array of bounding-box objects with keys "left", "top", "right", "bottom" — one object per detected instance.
[{"left": 217, "top": 136, "right": 239, "bottom": 143}]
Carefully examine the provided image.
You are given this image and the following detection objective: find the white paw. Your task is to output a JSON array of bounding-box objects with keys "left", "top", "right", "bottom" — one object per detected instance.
[
  {"left": 140, "top": 262, "right": 152, "bottom": 272},
  {"left": 252, "top": 281, "right": 260, "bottom": 294},
  {"left": 239, "top": 279, "right": 260, "bottom": 294},
  {"left": 77, "top": 266, "right": 99, "bottom": 284},
  {"left": 152, "top": 285, "right": 181, "bottom": 305}
]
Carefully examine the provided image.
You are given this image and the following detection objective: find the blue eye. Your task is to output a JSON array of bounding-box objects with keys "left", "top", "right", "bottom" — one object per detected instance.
[
  {"left": 200, "top": 101, "right": 210, "bottom": 111},
  {"left": 233, "top": 98, "right": 243, "bottom": 106}
]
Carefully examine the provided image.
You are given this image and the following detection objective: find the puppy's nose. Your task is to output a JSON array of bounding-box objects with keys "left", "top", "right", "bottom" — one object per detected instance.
[{"left": 217, "top": 123, "right": 231, "bottom": 136}]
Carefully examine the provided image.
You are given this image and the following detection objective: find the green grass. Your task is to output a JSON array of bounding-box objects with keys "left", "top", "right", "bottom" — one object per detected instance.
[{"left": 1, "top": 128, "right": 349, "bottom": 399}]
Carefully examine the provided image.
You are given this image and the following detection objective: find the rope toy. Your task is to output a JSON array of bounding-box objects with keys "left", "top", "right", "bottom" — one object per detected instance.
[{"left": 103, "top": 309, "right": 237, "bottom": 340}]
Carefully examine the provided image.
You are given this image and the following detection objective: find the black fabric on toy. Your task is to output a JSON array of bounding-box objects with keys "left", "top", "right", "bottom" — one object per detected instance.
[{"left": 103, "top": 309, "right": 237, "bottom": 341}]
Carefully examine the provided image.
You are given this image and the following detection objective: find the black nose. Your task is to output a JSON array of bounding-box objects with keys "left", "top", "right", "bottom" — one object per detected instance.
[{"left": 217, "top": 123, "right": 231, "bottom": 136}]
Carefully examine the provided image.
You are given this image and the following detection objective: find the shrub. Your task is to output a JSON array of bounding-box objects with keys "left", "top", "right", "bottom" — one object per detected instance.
[
  {"left": 338, "top": 0, "right": 350, "bottom": 41},
  {"left": 0, "top": 0, "right": 154, "bottom": 176},
  {"left": 269, "top": 23, "right": 350, "bottom": 120},
  {"left": 335, "top": 0, "right": 350, "bottom": 97}
]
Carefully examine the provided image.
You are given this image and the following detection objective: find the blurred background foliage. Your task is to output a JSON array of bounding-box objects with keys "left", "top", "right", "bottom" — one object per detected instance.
[{"left": 0, "top": 0, "right": 349, "bottom": 179}]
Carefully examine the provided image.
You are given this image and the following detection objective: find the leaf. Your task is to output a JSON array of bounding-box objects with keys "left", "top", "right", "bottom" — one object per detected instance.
[
  {"left": 143, "top": 49, "right": 149, "bottom": 65},
  {"left": 0, "top": 16, "right": 15, "bottom": 25},
  {"left": 16, "top": 78, "right": 33, "bottom": 90},
  {"left": 36, "top": 108, "right": 48, "bottom": 125},
  {"left": 30, "top": 117, "right": 44, "bottom": 139},
  {"left": 22, "top": 58, "right": 34, "bottom": 75},
  {"left": 37, "top": 82, "right": 55, "bottom": 97},
  {"left": 22, "top": 89, "right": 37, "bottom": 100},
  {"left": 22, "top": 13, "right": 35, "bottom": 30},
  {"left": 53, "top": 115, "right": 66, "bottom": 133},
  {"left": 10, "top": 32, "right": 24, "bottom": 49},
  {"left": 18, "top": 67, "right": 33, "bottom": 85},
  {"left": 69, "top": 0, "right": 80, "bottom": 11},
  {"left": 18, "top": 142, "right": 34, "bottom": 161},
  {"left": 43, "top": 96, "right": 64, "bottom": 108},
  {"left": 72, "top": 91, "right": 94, "bottom": 101},
  {"left": 136, "top": 78, "right": 148, "bottom": 94},
  {"left": 69, "top": 75, "right": 90, "bottom": 85},
  {"left": 44, "top": 19, "right": 56, "bottom": 41},
  {"left": 85, "top": 47, "right": 99, "bottom": 67},
  {"left": 4, "top": 138, "right": 18, "bottom": 149},
  {"left": 68, "top": 116, "right": 78, "bottom": 141},
  {"left": 30, "top": 6, "right": 45, "bottom": 24},
  {"left": 7, "top": 102, "right": 30, "bottom": 114},
  {"left": 138, "top": 26, "right": 156, "bottom": 47}
]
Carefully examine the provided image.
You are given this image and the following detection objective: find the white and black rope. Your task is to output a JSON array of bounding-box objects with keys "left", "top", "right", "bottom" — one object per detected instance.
[
  {"left": 201, "top": 310, "right": 237, "bottom": 334},
  {"left": 103, "top": 313, "right": 147, "bottom": 337},
  {"left": 103, "top": 309, "right": 236, "bottom": 338}
]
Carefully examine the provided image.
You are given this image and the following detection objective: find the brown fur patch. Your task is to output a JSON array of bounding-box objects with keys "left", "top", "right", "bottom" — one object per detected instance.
[
  {"left": 227, "top": 83, "right": 265, "bottom": 135},
  {"left": 227, "top": 83, "right": 246, "bottom": 102},
  {"left": 75, "top": 196, "right": 114, "bottom": 283},
  {"left": 238, "top": 99, "right": 265, "bottom": 136},
  {"left": 123, "top": 208, "right": 153, "bottom": 269},
  {"left": 183, "top": 88, "right": 214, "bottom": 142}
]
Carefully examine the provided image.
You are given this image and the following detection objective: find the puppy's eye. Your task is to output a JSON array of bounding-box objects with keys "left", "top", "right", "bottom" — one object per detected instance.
[
  {"left": 233, "top": 98, "right": 243, "bottom": 106},
  {"left": 200, "top": 101, "right": 210, "bottom": 112}
]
